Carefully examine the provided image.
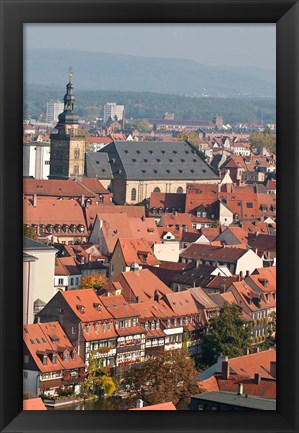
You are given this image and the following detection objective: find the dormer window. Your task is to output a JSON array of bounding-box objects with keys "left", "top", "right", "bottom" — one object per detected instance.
[
  {"left": 94, "top": 323, "right": 99, "bottom": 332},
  {"left": 47, "top": 224, "right": 54, "bottom": 234},
  {"left": 55, "top": 224, "right": 61, "bottom": 234},
  {"left": 151, "top": 321, "right": 155, "bottom": 330},
  {"left": 145, "top": 321, "right": 149, "bottom": 330},
  {"left": 43, "top": 354, "right": 48, "bottom": 365},
  {"left": 173, "top": 318, "right": 177, "bottom": 327},
  {"left": 167, "top": 319, "right": 171, "bottom": 328},
  {"left": 99, "top": 195, "right": 104, "bottom": 204},
  {"left": 64, "top": 351, "right": 69, "bottom": 361},
  {"left": 70, "top": 225, "right": 77, "bottom": 234},
  {"left": 76, "top": 305, "right": 85, "bottom": 314},
  {"left": 93, "top": 303, "right": 101, "bottom": 311},
  {"left": 72, "top": 351, "right": 77, "bottom": 360},
  {"left": 78, "top": 224, "right": 85, "bottom": 233},
  {"left": 156, "top": 320, "right": 160, "bottom": 329},
  {"left": 52, "top": 353, "right": 57, "bottom": 364},
  {"left": 63, "top": 225, "right": 70, "bottom": 234}
]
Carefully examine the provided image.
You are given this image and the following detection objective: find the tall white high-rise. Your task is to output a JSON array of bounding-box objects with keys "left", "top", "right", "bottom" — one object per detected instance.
[
  {"left": 46, "top": 100, "right": 64, "bottom": 123},
  {"left": 103, "top": 102, "right": 125, "bottom": 123}
]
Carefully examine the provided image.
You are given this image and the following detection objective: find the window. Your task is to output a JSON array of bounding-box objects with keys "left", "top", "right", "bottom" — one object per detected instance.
[
  {"left": 23, "top": 372, "right": 28, "bottom": 379},
  {"left": 70, "top": 278, "right": 74, "bottom": 286},
  {"left": 99, "top": 195, "right": 104, "bottom": 204},
  {"left": 43, "top": 354, "right": 48, "bottom": 365},
  {"left": 153, "top": 187, "right": 161, "bottom": 193},
  {"left": 71, "top": 326, "right": 76, "bottom": 334},
  {"left": 24, "top": 355, "right": 29, "bottom": 364},
  {"left": 246, "top": 202, "right": 253, "bottom": 208},
  {"left": 75, "top": 277, "right": 79, "bottom": 285},
  {"left": 58, "top": 278, "right": 64, "bottom": 285},
  {"left": 177, "top": 187, "right": 183, "bottom": 193},
  {"left": 131, "top": 188, "right": 137, "bottom": 201},
  {"left": 151, "top": 321, "right": 155, "bottom": 330},
  {"left": 167, "top": 319, "right": 171, "bottom": 328},
  {"left": 145, "top": 321, "right": 149, "bottom": 330},
  {"left": 52, "top": 353, "right": 57, "bottom": 364},
  {"left": 45, "top": 161, "right": 50, "bottom": 165},
  {"left": 202, "top": 212, "right": 207, "bottom": 218}
]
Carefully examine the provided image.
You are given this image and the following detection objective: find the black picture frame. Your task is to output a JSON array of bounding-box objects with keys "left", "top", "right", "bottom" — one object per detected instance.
[{"left": 0, "top": 0, "right": 298, "bottom": 432}]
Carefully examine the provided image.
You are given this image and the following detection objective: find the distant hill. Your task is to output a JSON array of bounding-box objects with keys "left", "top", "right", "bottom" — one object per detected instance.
[
  {"left": 24, "top": 85, "right": 276, "bottom": 125},
  {"left": 24, "top": 48, "right": 275, "bottom": 98}
]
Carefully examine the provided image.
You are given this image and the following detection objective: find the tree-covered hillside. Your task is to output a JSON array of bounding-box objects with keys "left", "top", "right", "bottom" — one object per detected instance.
[{"left": 24, "top": 85, "right": 276, "bottom": 125}]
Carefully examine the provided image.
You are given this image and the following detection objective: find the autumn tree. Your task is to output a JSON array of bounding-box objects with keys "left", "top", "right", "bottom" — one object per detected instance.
[
  {"left": 176, "top": 132, "right": 201, "bottom": 146},
  {"left": 249, "top": 127, "right": 276, "bottom": 155},
  {"left": 23, "top": 225, "right": 38, "bottom": 241},
  {"left": 123, "top": 349, "right": 199, "bottom": 409},
  {"left": 201, "top": 303, "right": 251, "bottom": 367},
  {"left": 80, "top": 349, "right": 116, "bottom": 397},
  {"left": 80, "top": 272, "right": 108, "bottom": 290}
]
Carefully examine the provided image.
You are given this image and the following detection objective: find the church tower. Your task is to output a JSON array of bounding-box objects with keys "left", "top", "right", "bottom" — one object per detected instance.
[{"left": 49, "top": 68, "right": 86, "bottom": 179}]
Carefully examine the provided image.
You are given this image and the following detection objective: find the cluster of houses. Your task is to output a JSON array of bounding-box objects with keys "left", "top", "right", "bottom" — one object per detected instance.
[{"left": 23, "top": 74, "right": 276, "bottom": 409}]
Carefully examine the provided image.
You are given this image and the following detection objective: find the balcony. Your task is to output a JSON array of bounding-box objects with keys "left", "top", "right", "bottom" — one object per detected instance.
[{"left": 117, "top": 344, "right": 142, "bottom": 354}]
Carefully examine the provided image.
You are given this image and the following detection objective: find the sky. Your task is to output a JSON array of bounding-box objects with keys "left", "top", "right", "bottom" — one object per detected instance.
[{"left": 24, "top": 24, "right": 276, "bottom": 71}]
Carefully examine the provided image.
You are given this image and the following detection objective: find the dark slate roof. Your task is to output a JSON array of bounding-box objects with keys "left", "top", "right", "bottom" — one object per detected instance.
[
  {"left": 99, "top": 141, "right": 220, "bottom": 181},
  {"left": 191, "top": 391, "right": 276, "bottom": 410},
  {"left": 23, "top": 237, "right": 56, "bottom": 251},
  {"left": 172, "top": 264, "right": 216, "bottom": 287},
  {"left": 85, "top": 152, "right": 113, "bottom": 179}
]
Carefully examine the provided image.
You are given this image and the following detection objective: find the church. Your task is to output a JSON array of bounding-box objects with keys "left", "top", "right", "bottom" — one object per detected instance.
[{"left": 49, "top": 72, "right": 220, "bottom": 204}]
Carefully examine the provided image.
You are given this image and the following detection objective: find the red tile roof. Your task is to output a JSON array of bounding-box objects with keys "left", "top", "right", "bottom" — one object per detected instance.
[
  {"left": 23, "top": 398, "right": 47, "bottom": 410},
  {"left": 149, "top": 192, "right": 185, "bottom": 212},
  {"left": 160, "top": 213, "right": 194, "bottom": 232},
  {"left": 163, "top": 291, "right": 199, "bottom": 315},
  {"left": 227, "top": 349, "right": 276, "bottom": 379},
  {"left": 130, "top": 401, "right": 176, "bottom": 410},
  {"left": 23, "top": 199, "right": 86, "bottom": 227},
  {"left": 23, "top": 322, "right": 85, "bottom": 373},
  {"left": 112, "top": 269, "right": 172, "bottom": 303},
  {"left": 116, "top": 238, "right": 160, "bottom": 267},
  {"left": 181, "top": 244, "right": 247, "bottom": 263},
  {"left": 55, "top": 257, "right": 81, "bottom": 276},
  {"left": 128, "top": 218, "right": 161, "bottom": 246},
  {"left": 100, "top": 295, "right": 140, "bottom": 319},
  {"left": 60, "top": 289, "right": 112, "bottom": 322}
]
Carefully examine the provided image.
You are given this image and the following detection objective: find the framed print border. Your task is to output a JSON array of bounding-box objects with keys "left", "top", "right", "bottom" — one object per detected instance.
[{"left": 0, "top": 0, "right": 298, "bottom": 432}]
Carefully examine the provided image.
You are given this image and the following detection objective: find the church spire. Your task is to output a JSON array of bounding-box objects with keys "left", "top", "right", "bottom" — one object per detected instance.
[{"left": 56, "top": 67, "right": 79, "bottom": 129}]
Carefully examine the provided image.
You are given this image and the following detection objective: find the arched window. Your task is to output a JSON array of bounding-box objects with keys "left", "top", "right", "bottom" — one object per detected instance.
[
  {"left": 153, "top": 187, "right": 161, "bottom": 193},
  {"left": 131, "top": 188, "right": 137, "bottom": 201},
  {"left": 177, "top": 187, "right": 183, "bottom": 193}
]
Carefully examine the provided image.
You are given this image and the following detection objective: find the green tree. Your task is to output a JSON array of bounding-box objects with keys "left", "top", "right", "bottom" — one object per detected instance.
[
  {"left": 23, "top": 225, "right": 38, "bottom": 241},
  {"left": 210, "top": 220, "right": 221, "bottom": 228},
  {"left": 80, "top": 349, "right": 116, "bottom": 397},
  {"left": 249, "top": 127, "right": 276, "bottom": 155},
  {"left": 124, "top": 349, "right": 200, "bottom": 408},
  {"left": 201, "top": 303, "right": 251, "bottom": 366},
  {"left": 131, "top": 118, "right": 151, "bottom": 132}
]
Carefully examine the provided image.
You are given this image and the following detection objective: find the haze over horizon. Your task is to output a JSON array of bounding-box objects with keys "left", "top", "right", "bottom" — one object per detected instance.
[{"left": 24, "top": 24, "right": 276, "bottom": 72}]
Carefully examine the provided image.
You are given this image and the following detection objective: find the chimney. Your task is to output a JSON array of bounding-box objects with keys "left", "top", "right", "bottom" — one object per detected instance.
[
  {"left": 33, "top": 194, "right": 37, "bottom": 207},
  {"left": 239, "top": 271, "right": 243, "bottom": 280},
  {"left": 154, "top": 290, "right": 160, "bottom": 302},
  {"left": 270, "top": 361, "right": 276, "bottom": 378},
  {"left": 237, "top": 383, "right": 244, "bottom": 395},
  {"left": 136, "top": 399, "right": 144, "bottom": 408},
  {"left": 221, "top": 360, "right": 230, "bottom": 379},
  {"left": 245, "top": 270, "right": 250, "bottom": 277},
  {"left": 81, "top": 195, "right": 85, "bottom": 207},
  {"left": 254, "top": 373, "right": 261, "bottom": 384}
]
